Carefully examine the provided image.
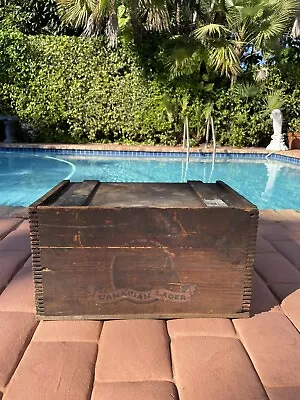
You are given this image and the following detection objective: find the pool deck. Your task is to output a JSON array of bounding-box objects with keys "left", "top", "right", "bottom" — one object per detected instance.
[
  {"left": 0, "top": 145, "right": 300, "bottom": 400},
  {"left": 1, "top": 142, "right": 300, "bottom": 157}
]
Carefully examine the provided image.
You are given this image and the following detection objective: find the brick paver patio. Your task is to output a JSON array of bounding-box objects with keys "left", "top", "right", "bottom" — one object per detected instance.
[{"left": 0, "top": 210, "right": 299, "bottom": 400}]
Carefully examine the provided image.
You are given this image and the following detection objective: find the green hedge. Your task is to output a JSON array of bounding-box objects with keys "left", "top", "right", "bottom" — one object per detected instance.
[{"left": 0, "top": 28, "right": 299, "bottom": 146}]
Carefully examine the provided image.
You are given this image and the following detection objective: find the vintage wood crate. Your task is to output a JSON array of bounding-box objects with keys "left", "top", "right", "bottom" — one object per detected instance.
[{"left": 29, "top": 180, "right": 258, "bottom": 320}]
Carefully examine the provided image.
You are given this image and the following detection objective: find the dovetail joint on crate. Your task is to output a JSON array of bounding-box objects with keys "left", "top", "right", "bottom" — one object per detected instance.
[{"left": 29, "top": 209, "right": 45, "bottom": 316}]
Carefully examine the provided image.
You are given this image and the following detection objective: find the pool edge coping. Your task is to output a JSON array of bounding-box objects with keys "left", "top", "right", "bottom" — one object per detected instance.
[{"left": 1, "top": 143, "right": 300, "bottom": 165}]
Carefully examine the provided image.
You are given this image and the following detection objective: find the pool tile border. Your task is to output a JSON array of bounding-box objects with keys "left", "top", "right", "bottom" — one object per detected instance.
[{"left": 0, "top": 145, "right": 300, "bottom": 165}]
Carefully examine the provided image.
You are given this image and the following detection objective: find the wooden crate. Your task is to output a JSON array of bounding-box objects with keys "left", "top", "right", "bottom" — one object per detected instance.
[{"left": 29, "top": 180, "right": 258, "bottom": 320}]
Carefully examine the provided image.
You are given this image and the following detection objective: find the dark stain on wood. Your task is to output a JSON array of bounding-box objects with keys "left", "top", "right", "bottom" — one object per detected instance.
[{"left": 29, "top": 180, "right": 258, "bottom": 320}]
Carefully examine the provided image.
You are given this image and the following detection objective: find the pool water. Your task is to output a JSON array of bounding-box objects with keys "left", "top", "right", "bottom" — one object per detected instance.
[{"left": 0, "top": 151, "right": 299, "bottom": 209}]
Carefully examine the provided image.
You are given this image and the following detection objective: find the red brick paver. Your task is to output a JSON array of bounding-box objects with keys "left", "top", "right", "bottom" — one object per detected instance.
[
  {"left": 270, "top": 282, "right": 300, "bottom": 301},
  {"left": 234, "top": 311, "right": 300, "bottom": 400},
  {"left": 281, "top": 289, "right": 300, "bottom": 331},
  {"left": 271, "top": 240, "right": 300, "bottom": 269},
  {"left": 95, "top": 320, "right": 173, "bottom": 383},
  {"left": 33, "top": 320, "right": 103, "bottom": 343},
  {"left": 167, "top": 318, "right": 236, "bottom": 338},
  {"left": 0, "top": 258, "right": 35, "bottom": 313},
  {"left": 250, "top": 272, "right": 280, "bottom": 314},
  {"left": 0, "top": 251, "right": 29, "bottom": 292},
  {"left": 0, "top": 312, "right": 37, "bottom": 389},
  {"left": 3, "top": 342, "right": 97, "bottom": 400},
  {"left": 255, "top": 253, "right": 300, "bottom": 284},
  {"left": 171, "top": 336, "right": 268, "bottom": 400},
  {"left": 0, "top": 218, "right": 22, "bottom": 239},
  {"left": 91, "top": 381, "right": 179, "bottom": 400},
  {"left": 0, "top": 211, "right": 299, "bottom": 399},
  {"left": 0, "top": 221, "right": 31, "bottom": 252}
]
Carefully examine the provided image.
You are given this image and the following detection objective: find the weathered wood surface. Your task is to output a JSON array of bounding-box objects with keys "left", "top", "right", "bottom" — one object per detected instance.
[
  {"left": 51, "top": 180, "right": 99, "bottom": 207},
  {"left": 36, "top": 208, "right": 253, "bottom": 249},
  {"left": 89, "top": 182, "right": 202, "bottom": 208},
  {"left": 29, "top": 180, "right": 258, "bottom": 320}
]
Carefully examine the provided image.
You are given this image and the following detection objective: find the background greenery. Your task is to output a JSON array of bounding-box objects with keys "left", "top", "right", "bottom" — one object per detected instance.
[{"left": 0, "top": 1, "right": 299, "bottom": 146}]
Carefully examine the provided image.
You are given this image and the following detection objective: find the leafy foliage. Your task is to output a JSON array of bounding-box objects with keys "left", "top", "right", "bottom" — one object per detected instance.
[
  {"left": 0, "top": 12, "right": 299, "bottom": 147},
  {"left": 0, "top": 0, "right": 72, "bottom": 35}
]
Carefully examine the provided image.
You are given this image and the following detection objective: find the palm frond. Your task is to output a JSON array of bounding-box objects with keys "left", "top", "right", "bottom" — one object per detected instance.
[
  {"left": 57, "top": 0, "right": 118, "bottom": 43},
  {"left": 141, "top": 0, "right": 170, "bottom": 31},
  {"left": 253, "top": 0, "right": 298, "bottom": 50},
  {"left": 291, "top": 16, "right": 300, "bottom": 38},
  {"left": 92, "top": 0, "right": 111, "bottom": 22},
  {"left": 56, "top": 0, "right": 94, "bottom": 29},
  {"left": 194, "top": 23, "right": 230, "bottom": 40},
  {"left": 208, "top": 41, "right": 241, "bottom": 78},
  {"left": 162, "top": 95, "right": 174, "bottom": 122},
  {"left": 265, "top": 91, "right": 284, "bottom": 113},
  {"left": 204, "top": 102, "right": 214, "bottom": 121},
  {"left": 166, "top": 37, "right": 206, "bottom": 78},
  {"left": 232, "top": 82, "right": 260, "bottom": 98}
]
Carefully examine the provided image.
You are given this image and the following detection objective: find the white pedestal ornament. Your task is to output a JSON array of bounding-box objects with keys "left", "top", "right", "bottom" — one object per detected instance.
[{"left": 266, "top": 109, "right": 287, "bottom": 151}]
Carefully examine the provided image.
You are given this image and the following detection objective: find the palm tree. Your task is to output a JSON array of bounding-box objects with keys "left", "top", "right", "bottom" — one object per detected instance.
[
  {"left": 193, "top": 0, "right": 298, "bottom": 80},
  {"left": 56, "top": 0, "right": 171, "bottom": 45}
]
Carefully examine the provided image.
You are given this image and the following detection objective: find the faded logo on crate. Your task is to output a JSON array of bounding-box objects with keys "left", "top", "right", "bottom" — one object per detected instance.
[{"left": 87, "top": 240, "right": 196, "bottom": 304}]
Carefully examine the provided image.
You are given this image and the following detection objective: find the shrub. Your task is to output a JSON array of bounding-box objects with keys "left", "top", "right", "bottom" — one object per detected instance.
[{"left": 0, "top": 28, "right": 299, "bottom": 146}]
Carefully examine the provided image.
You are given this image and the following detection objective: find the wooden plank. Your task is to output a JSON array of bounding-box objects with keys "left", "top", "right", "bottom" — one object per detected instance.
[
  {"left": 215, "top": 181, "right": 258, "bottom": 211},
  {"left": 36, "top": 245, "right": 248, "bottom": 319},
  {"left": 36, "top": 207, "right": 252, "bottom": 249},
  {"left": 29, "top": 180, "right": 70, "bottom": 208},
  {"left": 37, "top": 312, "right": 249, "bottom": 321},
  {"left": 39, "top": 248, "right": 248, "bottom": 274},
  {"left": 89, "top": 183, "right": 202, "bottom": 208},
  {"left": 188, "top": 181, "right": 229, "bottom": 208},
  {"left": 51, "top": 180, "right": 99, "bottom": 207},
  {"left": 41, "top": 269, "right": 244, "bottom": 318},
  {"left": 188, "top": 181, "right": 258, "bottom": 211}
]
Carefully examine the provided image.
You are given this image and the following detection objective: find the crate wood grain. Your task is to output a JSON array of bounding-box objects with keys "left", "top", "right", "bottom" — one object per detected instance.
[{"left": 29, "top": 180, "right": 258, "bottom": 320}]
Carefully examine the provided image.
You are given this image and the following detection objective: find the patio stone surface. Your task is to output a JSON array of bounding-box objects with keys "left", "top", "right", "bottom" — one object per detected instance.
[
  {"left": 171, "top": 336, "right": 268, "bottom": 400},
  {"left": 234, "top": 311, "right": 300, "bottom": 400},
  {"left": 0, "top": 218, "right": 22, "bottom": 239},
  {"left": 249, "top": 272, "right": 280, "bottom": 315},
  {"left": 270, "top": 282, "right": 300, "bottom": 301},
  {"left": 254, "top": 253, "right": 300, "bottom": 284},
  {"left": 271, "top": 240, "right": 300, "bottom": 269},
  {"left": 281, "top": 289, "right": 300, "bottom": 331},
  {"left": 0, "top": 222, "right": 31, "bottom": 252},
  {"left": 91, "top": 381, "right": 179, "bottom": 400},
  {"left": 0, "top": 258, "right": 35, "bottom": 313},
  {"left": 3, "top": 342, "right": 97, "bottom": 400},
  {"left": 0, "top": 312, "right": 38, "bottom": 389},
  {"left": 33, "top": 320, "right": 103, "bottom": 343},
  {"left": 255, "top": 235, "right": 277, "bottom": 254},
  {"left": 0, "top": 210, "right": 299, "bottom": 399},
  {"left": 95, "top": 320, "right": 173, "bottom": 383},
  {"left": 0, "top": 251, "right": 29, "bottom": 292},
  {"left": 167, "top": 318, "right": 236, "bottom": 338}
]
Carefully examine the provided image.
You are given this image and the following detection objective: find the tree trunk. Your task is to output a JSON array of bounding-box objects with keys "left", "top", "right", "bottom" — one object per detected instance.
[
  {"left": 176, "top": 0, "right": 181, "bottom": 34},
  {"left": 130, "top": 0, "right": 142, "bottom": 42}
]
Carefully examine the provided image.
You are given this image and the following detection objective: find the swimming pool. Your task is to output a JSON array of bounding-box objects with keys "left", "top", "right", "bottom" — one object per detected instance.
[{"left": 0, "top": 149, "right": 299, "bottom": 209}]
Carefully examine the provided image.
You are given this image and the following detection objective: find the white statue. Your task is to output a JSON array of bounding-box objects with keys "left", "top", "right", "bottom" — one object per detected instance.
[{"left": 266, "top": 109, "right": 287, "bottom": 151}]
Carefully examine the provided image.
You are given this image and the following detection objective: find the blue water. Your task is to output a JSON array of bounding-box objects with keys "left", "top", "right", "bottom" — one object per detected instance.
[{"left": 0, "top": 151, "right": 299, "bottom": 209}]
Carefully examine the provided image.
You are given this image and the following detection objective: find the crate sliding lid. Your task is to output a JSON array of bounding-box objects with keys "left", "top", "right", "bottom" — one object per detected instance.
[
  {"left": 29, "top": 179, "right": 257, "bottom": 209},
  {"left": 29, "top": 180, "right": 258, "bottom": 320}
]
